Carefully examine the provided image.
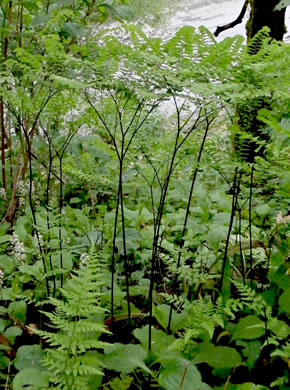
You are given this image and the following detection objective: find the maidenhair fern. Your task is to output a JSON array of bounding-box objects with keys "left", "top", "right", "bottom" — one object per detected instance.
[{"left": 35, "top": 247, "right": 110, "bottom": 389}]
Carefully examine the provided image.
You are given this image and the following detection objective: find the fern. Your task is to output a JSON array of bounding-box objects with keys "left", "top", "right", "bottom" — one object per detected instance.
[{"left": 35, "top": 247, "right": 111, "bottom": 389}]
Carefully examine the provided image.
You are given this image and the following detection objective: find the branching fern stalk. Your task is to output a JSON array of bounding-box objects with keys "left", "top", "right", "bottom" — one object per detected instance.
[{"left": 35, "top": 248, "right": 110, "bottom": 390}]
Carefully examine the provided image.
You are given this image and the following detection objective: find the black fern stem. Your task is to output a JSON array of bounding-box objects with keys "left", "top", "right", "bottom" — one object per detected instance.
[
  {"left": 46, "top": 140, "right": 56, "bottom": 296},
  {"left": 148, "top": 128, "right": 180, "bottom": 350},
  {"left": 219, "top": 168, "right": 239, "bottom": 293},
  {"left": 2, "top": 93, "right": 53, "bottom": 295},
  {"left": 249, "top": 165, "right": 254, "bottom": 289},
  {"left": 59, "top": 155, "right": 64, "bottom": 288},
  {"left": 147, "top": 102, "right": 215, "bottom": 348},
  {"left": 85, "top": 91, "right": 159, "bottom": 325},
  {"left": 23, "top": 124, "right": 50, "bottom": 296},
  {"left": 44, "top": 126, "right": 79, "bottom": 291},
  {"left": 167, "top": 115, "right": 212, "bottom": 333},
  {"left": 148, "top": 96, "right": 193, "bottom": 349},
  {"left": 111, "top": 187, "right": 120, "bottom": 323},
  {"left": 238, "top": 206, "right": 246, "bottom": 285},
  {"left": 119, "top": 158, "right": 132, "bottom": 327}
]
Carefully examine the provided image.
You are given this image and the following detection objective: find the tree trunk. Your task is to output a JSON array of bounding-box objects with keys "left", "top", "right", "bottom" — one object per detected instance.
[
  {"left": 239, "top": 0, "right": 287, "bottom": 162},
  {"left": 214, "top": 1, "right": 287, "bottom": 162},
  {"left": 246, "top": 0, "right": 286, "bottom": 42}
]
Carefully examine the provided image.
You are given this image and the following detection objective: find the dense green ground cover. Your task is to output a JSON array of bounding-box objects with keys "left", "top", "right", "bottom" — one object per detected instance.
[{"left": 0, "top": 1, "right": 289, "bottom": 389}]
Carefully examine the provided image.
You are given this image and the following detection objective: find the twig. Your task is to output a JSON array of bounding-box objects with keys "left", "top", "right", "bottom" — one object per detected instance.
[{"left": 214, "top": 0, "right": 249, "bottom": 37}]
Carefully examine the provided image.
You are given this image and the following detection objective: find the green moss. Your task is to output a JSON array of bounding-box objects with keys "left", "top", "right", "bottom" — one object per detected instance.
[{"left": 246, "top": 0, "right": 286, "bottom": 41}]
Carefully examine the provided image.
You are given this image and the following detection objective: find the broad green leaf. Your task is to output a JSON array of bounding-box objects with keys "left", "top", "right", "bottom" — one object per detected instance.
[
  {"left": 0, "top": 352, "right": 9, "bottom": 370},
  {"left": 195, "top": 342, "right": 242, "bottom": 369},
  {"left": 14, "top": 345, "right": 45, "bottom": 371},
  {"left": 103, "top": 343, "right": 150, "bottom": 374},
  {"left": 133, "top": 325, "right": 175, "bottom": 359},
  {"left": 236, "top": 340, "right": 262, "bottom": 370},
  {"left": 158, "top": 357, "right": 206, "bottom": 390},
  {"left": 231, "top": 384, "right": 269, "bottom": 390},
  {"left": 153, "top": 304, "right": 168, "bottom": 330},
  {"left": 255, "top": 204, "right": 271, "bottom": 216},
  {"left": 232, "top": 316, "right": 265, "bottom": 341},
  {"left": 13, "top": 368, "right": 49, "bottom": 390},
  {"left": 31, "top": 14, "right": 51, "bottom": 27},
  {"left": 153, "top": 304, "right": 187, "bottom": 333},
  {"left": 207, "top": 225, "right": 228, "bottom": 251},
  {"left": 23, "top": 1, "right": 40, "bottom": 10},
  {"left": 279, "top": 288, "right": 290, "bottom": 314},
  {"left": 4, "top": 327, "right": 22, "bottom": 344},
  {"left": 0, "top": 255, "right": 14, "bottom": 273},
  {"left": 271, "top": 265, "right": 290, "bottom": 290},
  {"left": 0, "top": 319, "right": 7, "bottom": 333},
  {"left": 268, "top": 317, "right": 290, "bottom": 338},
  {"left": 0, "top": 235, "right": 11, "bottom": 246},
  {"left": 8, "top": 301, "right": 27, "bottom": 323},
  {"left": 270, "top": 248, "right": 285, "bottom": 267},
  {"left": 0, "top": 288, "right": 15, "bottom": 301},
  {"left": 52, "top": 252, "right": 73, "bottom": 270}
]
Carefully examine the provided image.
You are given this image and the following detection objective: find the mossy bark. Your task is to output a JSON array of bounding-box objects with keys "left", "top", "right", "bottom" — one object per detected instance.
[
  {"left": 237, "top": 0, "right": 286, "bottom": 162},
  {"left": 246, "top": 0, "right": 286, "bottom": 41}
]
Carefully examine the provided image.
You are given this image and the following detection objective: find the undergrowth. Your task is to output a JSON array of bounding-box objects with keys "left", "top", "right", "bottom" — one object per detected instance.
[{"left": 0, "top": 1, "right": 289, "bottom": 389}]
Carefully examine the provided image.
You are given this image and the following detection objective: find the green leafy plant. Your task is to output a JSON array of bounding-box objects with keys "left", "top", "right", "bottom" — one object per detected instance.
[{"left": 34, "top": 248, "right": 110, "bottom": 389}]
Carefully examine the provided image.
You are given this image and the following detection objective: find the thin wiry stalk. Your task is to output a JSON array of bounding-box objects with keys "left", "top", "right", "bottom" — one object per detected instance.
[
  {"left": 119, "top": 159, "right": 131, "bottom": 328},
  {"left": 167, "top": 114, "right": 213, "bottom": 333},
  {"left": 219, "top": 169, "right": 240, "bottom": 293},
  {"left": 84, "top": 92, "right": 121, "bottom": 160},
  {"left": 0, "top": 103, "right": 7, "bottom": 192},
  {"left": 41, "top": 122, "right": 79, "bottom": 289},
  {"left": 148, "top": 93, "right": 208, "bottom": 348},
  {"left": 85, "top": 90, "right": 158, "bottom": 324},
  {"left": 15, "top": 94, "right": 54, "bottom": 296},
  {"left": 21, "top": 121, "right": 50, "bottom": 296},
  {"left": 46, "top": 139, "right": 56, "bottom": 296},
  {"left": 111, "top": 188, "right": 121, "bottom": 322},
  {"left": 58, "top": 155, "right": 64, "bottom": 288},
  {"left": 238, "top": 205, "right": 246, "bottom": 285},
  {"left": 249, "top": 165, "right": 254, "bottom": 289}
]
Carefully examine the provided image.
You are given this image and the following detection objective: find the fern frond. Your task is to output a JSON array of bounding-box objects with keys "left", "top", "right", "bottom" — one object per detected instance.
[{"left": 34, "top": 247, "right": 111, "bottom": 389}]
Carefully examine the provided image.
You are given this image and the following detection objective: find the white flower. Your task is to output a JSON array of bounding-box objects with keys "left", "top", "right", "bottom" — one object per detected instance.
[
  {"left": 10, "top": 232, "right": 26, "bottom": 263},
  {"left": 0, "top": 188, "right": 7, "bottom": 201},
  {"left": 0, "top": 269, "right": 4, "bottom": 288},
  {"left": 80, "top": 253, "right": 89, "bottom": 267}
]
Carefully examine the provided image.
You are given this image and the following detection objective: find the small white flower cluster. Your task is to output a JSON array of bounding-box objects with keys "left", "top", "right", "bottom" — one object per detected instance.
[
  {"left": 18, "top": 180, "right": 40, "bottom": 208},
  {"left": 18, "top": 180, "right": 26, "bottom": 207},
  {"left": 80, "top": 253, "right": 89, "bottom": 267},
  {"left": 10, "top": 232, "right": 26, "bottom": 263},
  {"left": 0, "top": 188, "right": 7, "bottom": 201},
  {"left": 32, "top": 233, "right": 44, "bottom": 249},
  {"left": 0, "top": 269, "right": 4, "bottom": 288}
]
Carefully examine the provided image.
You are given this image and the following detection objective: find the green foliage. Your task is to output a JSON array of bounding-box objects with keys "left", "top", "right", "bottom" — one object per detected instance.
[
  {"left": 103, "top": 343, "right": 150, "bottom": 374},
  {"left": 232, "top": 315, "right": 265, "bottom": 341},
  {"left": 0, "top": 1, "right": 289, "bottom": 388},
  {"left": 158, "top": 356, "right": 207, "bottom": 390},
  {"left": 13, "top": 368, "right": 49, "bottom": 390},
  {"left": 35, "top": 248, "right": 110, "bottom": 389}
]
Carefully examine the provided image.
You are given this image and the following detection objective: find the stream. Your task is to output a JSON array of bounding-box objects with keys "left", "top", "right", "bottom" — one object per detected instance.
[{"left": 149, "top": 0, "right": 290, "bottom": 42}]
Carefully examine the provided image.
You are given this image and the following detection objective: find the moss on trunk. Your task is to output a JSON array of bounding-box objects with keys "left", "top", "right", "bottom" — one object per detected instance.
[
  {"left": 236, "top": 0, "right": 287, "bottom": 162},
  {"left": 246, "top": 0, "right": 286, "bottom": 41}
]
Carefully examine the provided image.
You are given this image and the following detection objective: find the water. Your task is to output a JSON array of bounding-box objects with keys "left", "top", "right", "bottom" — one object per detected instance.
[
  {"left": 150, "top": 0, "right": 290, "bottom": 42},
  {"left": 145, "top": 0, "right": 290, "bottom": 118}
]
